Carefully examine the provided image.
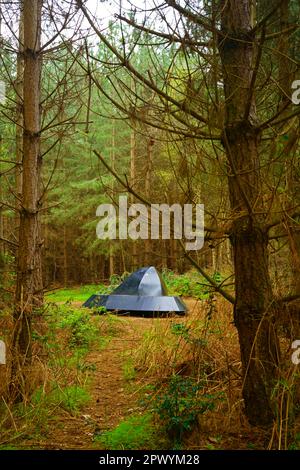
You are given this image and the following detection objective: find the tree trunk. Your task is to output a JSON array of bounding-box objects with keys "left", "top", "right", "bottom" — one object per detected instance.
[
  {"left": 63, "top": 226, "right": 68, "bottom": 287},
  {"left": 109, "top": 120, "right": 116, "bottom": 276},
  {"left": 144, "top": 137, "right": 153, "bottom": 265},
  {"left": 130, "top": 127, "right": 137, "bottom": 270},
  {"left": 11, "top": 0, "right": 43, "bottom": 402},
  {"left": 218, "top": 0, "right": 279, "bottom": 426},
  {"left": 16, "top": 3, "right": 24, "bottom": 209}
]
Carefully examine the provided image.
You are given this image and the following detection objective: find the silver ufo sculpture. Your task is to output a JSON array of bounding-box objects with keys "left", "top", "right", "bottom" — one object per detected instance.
[{"left": 83, "top": 266, "right": 186, "bottom": 316}]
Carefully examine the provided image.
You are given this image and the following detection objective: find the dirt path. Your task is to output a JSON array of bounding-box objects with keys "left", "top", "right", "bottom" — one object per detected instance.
[
  {"left": 37, "top": 316, "right": 162, "bottom": 449},
  {"left": 21, "top": 299, "right": 199, "bottom": 449},
  {"left": 5, "top": 297, "right": 270, "bottom": 450}
]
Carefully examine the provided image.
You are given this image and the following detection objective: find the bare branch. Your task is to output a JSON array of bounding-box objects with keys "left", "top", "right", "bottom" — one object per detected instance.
[
  {"left": 0, "top": 236, "right": 18, "bottom": 248},
  {"left": 178, "top": 240, "right": 235, "bottom": 304}
]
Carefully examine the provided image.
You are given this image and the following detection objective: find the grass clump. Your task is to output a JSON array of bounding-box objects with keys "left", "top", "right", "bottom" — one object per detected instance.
[
  {"left": 122, "top": 357, "right": 137, "bottom": 381},
  {"left": 46, "top": 283, "right": 111, "bottom": 303},
  {"left": 32, "top": 384, "right": 90, "bottom": 414},
  {"left": 95, "top": 413, "right": 161, "bottom": 450}
]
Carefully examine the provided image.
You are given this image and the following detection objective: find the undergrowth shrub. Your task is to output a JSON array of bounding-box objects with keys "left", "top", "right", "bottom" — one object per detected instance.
[
  {"left": 150, "top": 375, "right": 220, "bottom": 442},
  {"left": 57, "top": 307, "right": 98, "bottom": 348},
  {"left": 0, "top": 303, "right": 112, "bottom": 445},
  {"left": 161, "top": 269, "right": 229, "bottom": 301},
  {"left": 132, "top": 297, "right": 235, "bottom": 446},
  {"left": 133, "top": 316, "right": 209, "bottom": 378}
]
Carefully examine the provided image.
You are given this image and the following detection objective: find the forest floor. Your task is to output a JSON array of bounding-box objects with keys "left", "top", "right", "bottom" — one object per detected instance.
[
  {"left": 6, "top": 298, "right": 273, "bottom": 451},
  {"left": 33, "top": 312, "right": 154, "bottom": 449},
  {"left": 2, "top": 282, "right": 298, "bottom": 450},
  {"left": 11, "top": 299, "right": 196, "bottom": 450}
]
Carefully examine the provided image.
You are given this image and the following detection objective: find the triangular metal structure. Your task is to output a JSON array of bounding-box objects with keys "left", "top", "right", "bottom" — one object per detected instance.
[{"left": 83, "top": 266, "right": 186, "bottom": 316}]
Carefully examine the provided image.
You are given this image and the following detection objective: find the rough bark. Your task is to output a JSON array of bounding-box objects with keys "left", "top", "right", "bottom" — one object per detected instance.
[
  {"left": 16, "top": 3, "right": 24, "bottom": 207},
  {"left": 218, "top": 0, "right": 280, "bottom": 426},
  {"left": 63, "top": 226, "right": 68, "bottom": 287},
  {"left": 11, "top": 0, "right": 43, "bottom": 402},
  {"left": 109, "top": 120, "right": 116, "bottom": 276},
  {"left": 130, "top": 127, "right": 138, "bottom": 269},
  {"left": 144, "top": 137, "right": 153, "bottom": 265}
]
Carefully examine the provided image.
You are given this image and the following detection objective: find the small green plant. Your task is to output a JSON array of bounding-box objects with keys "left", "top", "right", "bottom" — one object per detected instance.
[
  {"left": 58, "top": 307, "right": 98, "bottom": 347},
  {"left": 65, "top": 350, "right": 97, "bottom": 371},
  {"left": 151, "top": 375, "right": 218, "bottom": 442},
  {"left": 171, "top": 323, "right": 191, "bottom": 340},
  {"left": 95, "top": 413, "right": 160, "bottom": 450},
  {"left": 94, "top": 306, "right": 107, "bottom": 314},
  {"left": 206, "top": 443, "right": 216, "bottom": 450},
  {"left": 288, "top": 433, "right": 300, "bottom": 450},
  {"left": 109, "top": 274, "right": 122, "bottom": 287},
  {"left": 247, "top": 442, "right": 257, "bottom": 450},
  {"left": 170, "top": 322, "right": 207, "bottom": 348}
]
